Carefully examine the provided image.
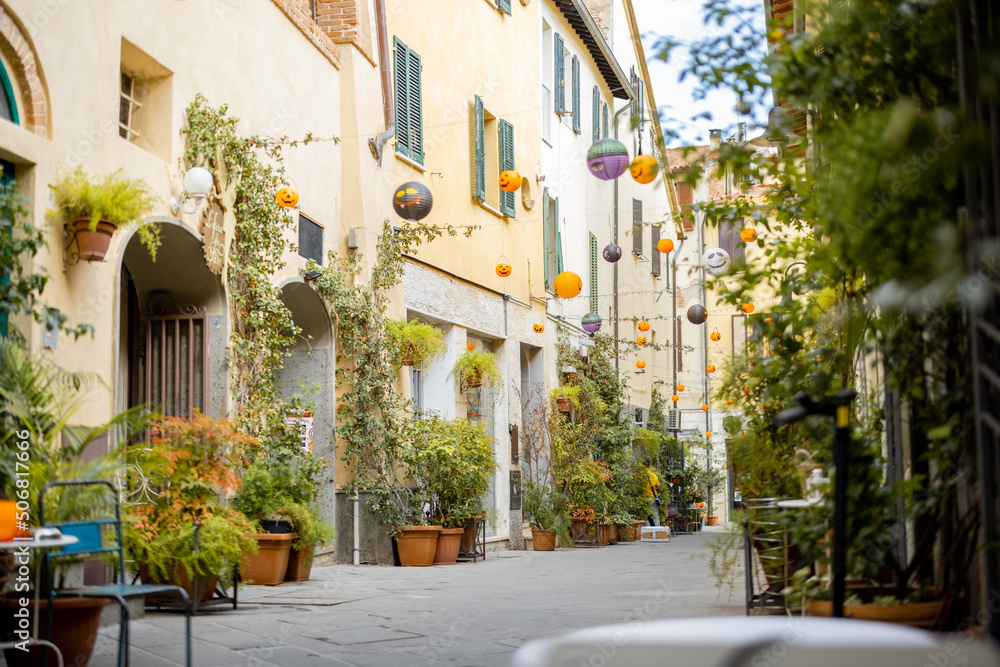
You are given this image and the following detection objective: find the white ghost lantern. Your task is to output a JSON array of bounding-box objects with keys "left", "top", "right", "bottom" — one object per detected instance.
[{"left": 701, "top": 247, "right": 731, "bottom": 276}]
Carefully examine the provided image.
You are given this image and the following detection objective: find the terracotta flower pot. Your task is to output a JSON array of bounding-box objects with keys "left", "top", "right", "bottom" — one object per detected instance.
[
  {"left": 707, "top": 515, "right": 719, "bottom": 526},
  {"left": 531, "top": 528, "right": 556, "bottom": 551},
  {"left": 556, "top": 397, "right": 571, "bottom": 412},
  {"left": 284, "top": 545, "right": 313, "bottom": 582},
  {"left": 1, "top": 596, "right": 110, "bottom": 667},
  {"left": 433, "top": 527, "right": 465, "bottom": 564},
  {"left": 805, "top": 598, "right": 944, "bottom": 629},
  {"left": 396, "top": 525, "right": 442, "bottom": 566},
  {"left": 73, "top": 218, "right": 116, "bottom": 262},
  {"left": 607, "top": 523, "right": 619, "bottom": 544},
  {"left": 241, "top": 532, "right": 296, "bottom": 585}
]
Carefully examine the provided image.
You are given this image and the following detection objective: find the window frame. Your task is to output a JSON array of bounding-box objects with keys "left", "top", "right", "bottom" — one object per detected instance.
[{"left": 393, "top": 37, "right": 424, "bottom": 165}]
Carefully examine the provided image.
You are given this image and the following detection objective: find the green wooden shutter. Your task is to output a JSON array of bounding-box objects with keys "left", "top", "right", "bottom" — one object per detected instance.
[
  {"left": 554, "top": 33, "right": 565, "bottom": 113},
  {"left": 407, "top": 47, "right": 423, "bottom": 163},
  {"left": 632, "top": 198, "right": 642, "bottom": 255},
  {"left": 542, "top": 187, "right": 551, "bottom": 288},
  {"left": 651, "top": 225, "right": 661, "bottom": 276},
  {"left": 589, "top": 233, "right": 599, "bottom": 312},
  {"left": 571, "top": 55, "right": 581, "bottom": 134},
  {"left": 498, "top": 0, "right": 512, "bottom": 13},
  {"left": 474, "top": 96, "right": 485, "bottom": 202},
  {"left": 499, "top": 119, "right": 515, "bottom": 217},
  {"left": 592, "top": 86, "right": 600, "bottom": 143},
  {"left": 393, "top": 37, "right": 410, "bottom": 158},
  {"left": 554, "top": 196, "right": 563, "bottom": 274},
  {"left": 602, "top": 103, "right": 608, "bottom": 138},
  {"left": 542, "top": 188, "right": 553, "bottom": 289}
]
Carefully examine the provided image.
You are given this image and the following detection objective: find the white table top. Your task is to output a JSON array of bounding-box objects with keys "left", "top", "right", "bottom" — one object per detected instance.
[{"left": 0, "top": 534, "right": 79, "bottom": 550}]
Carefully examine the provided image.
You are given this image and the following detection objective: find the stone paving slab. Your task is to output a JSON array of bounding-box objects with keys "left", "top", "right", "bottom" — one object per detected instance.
[{"left": 8, "top": 530, "right": 740, "bottom": 667}]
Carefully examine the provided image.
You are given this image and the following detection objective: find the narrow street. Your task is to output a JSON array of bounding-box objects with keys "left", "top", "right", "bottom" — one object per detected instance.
[{"left": 88, "top": 531, "right": 739, "bottom": 667}]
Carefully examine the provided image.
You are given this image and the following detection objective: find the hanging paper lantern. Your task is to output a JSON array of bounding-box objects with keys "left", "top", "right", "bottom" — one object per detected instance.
[
  {"left": 499, "top": 170, "right": 522, "bottom": 192},
  {"left": 276, "top": 187, "right": 299, "bottom": 208},
  {"left": 742, "top": 302, "right": 755, "bottom": 314},
  {"left": 467, "top": 342, "right": 475, "bottom": 352},
  {"left": 586, "top": 138, "right": 630, "bottom": 181},
  {"left": 741, "top": 226, "right": 757, "bottom": 243},
  {"left": 705, "top": 431, "right": 713, "bottom": 438},
  {"left": 687, "top": 304, "right": 708, "bottom": 324},
  {"left": 706, "top": 363, "right": 716, "bottom": 373},
  {"left": 533, "top": 323, "right": 545, "bottom": 333},
  {"left": 392, "top": 181, "right": 433, "bottom": 221},
  {"left": 602, "top": 243, "right": 622, "bottom": 262},
  {"left": 554, "top": 271, "right": 582, "bottom": 299},
  {"left": 677, "top": 384, "right": 685, "bottom": 392},
  {"left": 582, "top": 312, "right": 602, "bottom": 333},
  {"left": 638, "top": 320, "right": 650, "bottom": 332},
  {"left": 710, "top": 329, "right": 721, "bottom": 342},
  {"left": 701, "top": 404, "right": 709, "bottom": 411},
  {"left": 657, "top": 238, "right": 674, "bottom": 254},
  {"left": 671, "top": 394, "right": 679, "bottom": 402},
  {"left": 702, "top": 247, "right": 731, "bottom": 276},
  {"left": 495, "top": 260, "right": 512, "bottom": 278},
  {"left": 636, "top": 335, "right": 647, "bottom": 346},
  {"left": 636, "top": 360, "right": 646, "bottom": 369},
  {"left": 629, "top": 154, "right": 660, "bottom": 184}
]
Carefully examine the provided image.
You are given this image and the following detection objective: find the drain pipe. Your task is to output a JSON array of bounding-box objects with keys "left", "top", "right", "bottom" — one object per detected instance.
[
  {"left": 353, "top": 493, "right": 361, "bottom": 565},
  {"left": 612, "top": 100, "right": 632, "bottom": 371},
  {"left": 368, "top": 0, "right": 395, "bottom": 165}
]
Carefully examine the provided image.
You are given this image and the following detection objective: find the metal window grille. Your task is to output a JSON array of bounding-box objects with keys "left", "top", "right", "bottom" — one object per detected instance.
[
  {"left": 119, "top": 72, "right": 142, "bottom": 141},
  {"left": 589, "top": 233, "right": 599, "bottom": 312},
  {"left": 298, "top": 215, "right": 324, "bottom": 265},
  {"left": 651, "top": 225, "right": 661, "bottom": 276}
]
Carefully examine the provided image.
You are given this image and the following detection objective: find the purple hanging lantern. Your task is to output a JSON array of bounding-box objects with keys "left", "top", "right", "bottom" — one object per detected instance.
[
  {"left": 582, "top": 312, "right": 603, "bottom": 333},
  {"left": 586, "top": 139, "right": 629, "bottom": 181}
]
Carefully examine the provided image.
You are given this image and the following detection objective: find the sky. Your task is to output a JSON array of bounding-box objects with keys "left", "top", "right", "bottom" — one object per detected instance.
[{"left": 632, "top": 0, "right": 769, "bottom": 148}]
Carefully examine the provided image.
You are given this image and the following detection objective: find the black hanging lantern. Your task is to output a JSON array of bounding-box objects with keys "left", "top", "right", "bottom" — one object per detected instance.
[
  {"left": 392, "top": 181, "right": 433, "bottom": 221},
  {"left": 687, "top": 304, "right": 708, "bottom": 325},
  {"left": 602, "top": 243, "right": 622, "bottom": 263}
]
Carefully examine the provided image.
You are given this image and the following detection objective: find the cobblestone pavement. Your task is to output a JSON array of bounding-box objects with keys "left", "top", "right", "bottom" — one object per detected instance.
[{"left": 80, "top": 529, "right": 740, "bottom": 666}]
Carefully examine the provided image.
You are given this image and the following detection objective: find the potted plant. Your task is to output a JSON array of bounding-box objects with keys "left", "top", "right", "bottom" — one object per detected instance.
[
  {"left": 407, "top": 415, "right": 498, "bottom": 564},
  {"left": 521, "top": 480, "right": 568, "bottom": 551},
  {"left": 549, "top": 385, "right": 581, "bottom": 413},
  {"left": 451, "top": 349, "right": 502, "bottom": 390},
  {"left": 231, "top": 459, "right": 299, "bottom": 585},
  {"left": 123, "top": 414, "right": 258, "bottom": 600},
  {"left": 49, "top": 167, "right": 161, "bottom": 262},
  {"left": 277, "top": 502, "right": 335, "bottom": 582},
  {"left": 386, "top": 318, "right": 446, "bottom": 367}
]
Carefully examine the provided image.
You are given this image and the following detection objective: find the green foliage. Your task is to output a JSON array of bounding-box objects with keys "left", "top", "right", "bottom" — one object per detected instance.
[
  {"left": 549, "top": 384, "right": 581, "bottom": 409},
  {"left": 385, "top": 318, "right": 446, "bottom": 368},
  {"left": 48, "top": 166, "right": 161, "bottom": 259},
  {"left": 407, "top": 414, "right": 498, "bottom": 528},
  {"left": 647, "top": 386, "right": 667, "bottom": 433},
  {"left": 451, "top": 349, "right": 503, "bottom": 390},
  {"left": 276, "top": 501, "right": 335, "bottom": 557},
  {"left": 0, "top": 183, "right": 91, "bottom": 339}
]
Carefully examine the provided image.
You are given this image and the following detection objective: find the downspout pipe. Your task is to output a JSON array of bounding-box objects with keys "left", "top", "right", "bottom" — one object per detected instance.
[
  {"left": 368, "top": 0, "right": 395, "bottom": 166},
  {"left": 612, "top": 101, "right": 632, "bottom": 372}
]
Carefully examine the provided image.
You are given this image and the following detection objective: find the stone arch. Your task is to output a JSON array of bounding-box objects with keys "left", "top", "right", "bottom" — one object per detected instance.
[{"left": 0, "top": 3, "right": 50, "bottom": 137}]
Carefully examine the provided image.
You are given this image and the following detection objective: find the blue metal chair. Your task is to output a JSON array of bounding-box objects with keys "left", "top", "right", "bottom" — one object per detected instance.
[{"left": 39, "top": 480, "right": 192, "bottom": 667}]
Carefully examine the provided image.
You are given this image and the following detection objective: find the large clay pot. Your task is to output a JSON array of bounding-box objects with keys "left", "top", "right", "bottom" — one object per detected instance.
[
  {"left": 531, "top": 529, "right": 556, "bottom": 551},
  {"left": 73, "top": 219, "right": 116, "bottom": 262},
  {"left": 707, "top": 515, "right": 719, "bottom": 526},
  {"left": 607, "top": 523, "right": 620, "bottom": 544},
  {"left": 284, "top": 545, "right": 313, "bottom": 582},
  {"left": 241, "top": 532, "right": 296, "bottom": 585},
  {"left": 433, "top": 527, "right": 465, "bottom": 565},
  {"left": 396, "top": 525, "right": 442, "bottom": 566},
  {"left": 1, "top": 596, "right": 110, "bottom": 667},
  {"left": 805, "top": 599, "right": 944, "bottom": 628}
]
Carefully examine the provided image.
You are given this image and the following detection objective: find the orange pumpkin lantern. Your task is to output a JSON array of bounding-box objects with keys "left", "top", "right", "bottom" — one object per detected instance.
[
  {"left": 554, "top": 271, "right": 582, "bottom": 299},
  {"left": 742, "top": 302, "right": 755, "bottom": 314},
  {"left": 710, "top": 329, "right": 721, "bottom": 342},
  {"left": 496, "top": 261, "right": 512, "bottom": 278},
  {"left": 706, "top": 363, "right": 716, "bottom": 373},
  {"left": 533, "top": 323, "right": 545, "bottom": 333},
  {"left": 638, "top": 320, "right": 650, "bottom": 332},
  {"left": 499, "top": 170, "right": 522, "bottom": 192},
  {"left": 677, "top": 384, "right": 685, "bottom": 392},
  {"left": 636, "top": 360, "right": 646, "bottom": 369},
  {"left": 671, "top": 394, "right": 679, "bottom": 402},
  {"left": 276, "top": 187, "right": 299, "bottom": 208},
  {"left": 629, "top": 154, "right": 660, "bottom": 184},
  {"left": 701, "top": 404, "right": 709, "bottom": 411},
  {"left": 467, "top": 342, "right": 474, "bottom": 351},
  {"left": 636, "top": 335, "right": 647, "bottom": 346},
  {"left": 657, "top": 238, "right": 674, "bottom": 253},
  {"left": 740, "top": 227, "right": 757, "bottom": 243},
  {"left": 726, "top": 398, "right": 734, "bottom": 405},
  {"left": 705, "top": 431, "right": 713, "bottom": 437}
]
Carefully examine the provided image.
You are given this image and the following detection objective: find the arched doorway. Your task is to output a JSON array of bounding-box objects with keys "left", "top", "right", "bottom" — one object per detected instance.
[{"left": 117, "top": 219, "right": 228, "bottom": 418}]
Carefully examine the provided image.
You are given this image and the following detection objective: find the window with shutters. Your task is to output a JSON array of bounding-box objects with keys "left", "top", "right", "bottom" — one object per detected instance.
[
  {"left": 651, "top": 225, "right": 661, "bottom": 277},
  {"left": 592, "top": 86, "right": 600, "bottom": 143},
  {"left": 632, "top": 198, "right": 643, "bottom": 256},
  {"left": 602, "top": 103, "right": 608, "bottom": 138},
  {"left": 542, "top": 188, "right": 561, "bottom": 290},
  {"left": 589, "top": 233, "right": 599, "bottom": 312},
  {"left": 554, "top": 33, "right": 566, "bottom": 115},
  {"left": 393, "top": 37, "right": 423, "bottom": 165},
  {"left": 719, "top": 218, "right": 745, "bottom": 262},
  {"left": 298, "top": 215, "right": 323, "bottom": 265},
  {"left": 472, "top": 96, "right": 515, "bottom": 217},
  {"left": 630, "top": 68, "right": 645, "bottom": 130},
  {"left": 676, "top": 181, "right": 695, "bottom": 231},
  {"left": 571, "top": 55, "right": 581, "bottom": 134}
]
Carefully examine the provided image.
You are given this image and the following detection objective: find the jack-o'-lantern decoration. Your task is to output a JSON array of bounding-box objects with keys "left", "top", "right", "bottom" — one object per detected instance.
[
  {"left": 392, "top": 181, "right": 433, "bottom": 221},
  {"left": 629, "top": 154, "right": 660, "bottom": 184},
  {"left": 701, "top": 404, "right": 709, "bottom": 411},
  {"left": 657, "top": 238, "right": 674, "bottom": 253},
  {"left": 706, "top": 363, "right": 716, "bottom": 373},
  {"left": 495, "top": 257, "right": 512, "bottom": 278},
  {"left": 636, "top": 335, "right": 647, "bottom": 346},
  {"left": 586, "top": 139, "right": 630, "bottom": 180},
  {"left": 638, "top": 320, "right": 650, "bottom": 332},
  {"left": 554, "top": 271, "right": 582, "bottom": 299},
  {"left": 702, "top": 247, "right": 732, "bottom": 276},
  {"left": 671, "top": 394, "right": 679, "bottom": 402},
  {"left": 276, "top": 188, "right": 299, "bottom": 208},
  {"left": 677, "top": 384, "right": 685, "bottom": 392},
  {"left": 636, "top": 360, "right": 646, "bottom": 369},
  {"left": 710, "top": 328, "right": 721, "bottom": 342},
  {"left": 533, "top": 323, "right": 545, "bottom": 333},
  {"left": 742, "top": 302, "right": 755, "bottom": 314},
  {"left": 726, "top": 398, "right": 734, "bottom": 405},
  {"left": 741, "top": 226, "right": 757, "bottom": 243},
  {"left": 499, "top": 170, "right": 522, "bottom": 192},
  {"left": 467, "top": 342, "right": 474, "bottom": 352},
  {"left": 705, "top": 431, "right": 713, "bottom": 438}
]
